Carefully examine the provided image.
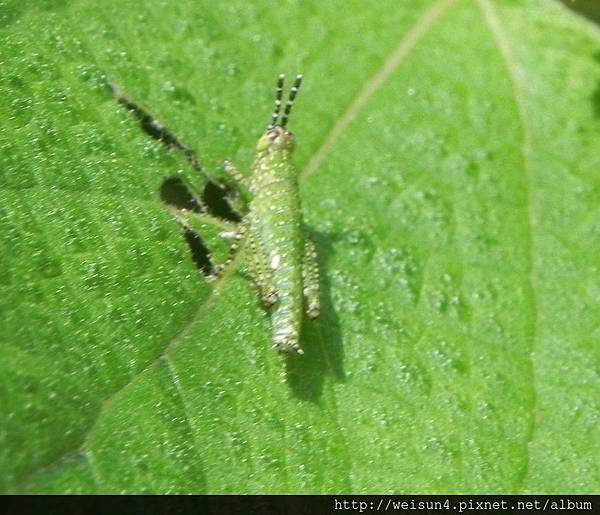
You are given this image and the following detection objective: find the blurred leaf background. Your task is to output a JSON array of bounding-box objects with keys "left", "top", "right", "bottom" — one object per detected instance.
[{"left": 1, "top": 0, "right": 599, "bottom": 493}]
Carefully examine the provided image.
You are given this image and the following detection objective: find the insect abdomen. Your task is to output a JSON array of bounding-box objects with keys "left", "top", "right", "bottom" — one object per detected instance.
[{"left": 251, "top": 155, "right": 304, "bottom": 352}]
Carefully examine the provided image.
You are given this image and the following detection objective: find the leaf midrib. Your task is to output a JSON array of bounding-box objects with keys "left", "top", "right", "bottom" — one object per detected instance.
[{"left": 476, "top": 0, "right": 540, "bottom": 493}]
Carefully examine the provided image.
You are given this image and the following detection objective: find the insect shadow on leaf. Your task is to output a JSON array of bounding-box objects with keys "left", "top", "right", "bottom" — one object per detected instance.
[
  {"left": 109, "top": 81, "right": 241, "bottom": 277},
  {"left": 284, "top": 229, "right": 346, "bottom": 401}
]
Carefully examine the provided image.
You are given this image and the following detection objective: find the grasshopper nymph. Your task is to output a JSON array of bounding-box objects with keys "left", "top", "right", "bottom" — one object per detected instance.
[
  {"left": 175, "top": 75, "right": 320, "bottom": 354},
  {"left": 243, "top": 74, "right": 320, "bottom": 354}
]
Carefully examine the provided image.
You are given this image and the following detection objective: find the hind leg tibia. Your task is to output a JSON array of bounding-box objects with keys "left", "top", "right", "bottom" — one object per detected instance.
[
  {"left": 302, "top": 237, "right": 320, "bottom": 319},
  {"left": 247, "top": 228, "right": 279, "bottom": 307}
]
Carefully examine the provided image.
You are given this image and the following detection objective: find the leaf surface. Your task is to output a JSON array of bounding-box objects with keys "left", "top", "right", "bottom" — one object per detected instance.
[{"left": 1, "top": 0, "right": 599, "bottom": 493}]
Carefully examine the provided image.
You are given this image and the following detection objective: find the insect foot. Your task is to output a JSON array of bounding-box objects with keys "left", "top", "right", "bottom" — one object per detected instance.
[
  {"left": 206, "top": 264, "right": 225, "bottom": 282},
  {"left": 306, "top": 302, "right": 320, "bottom": 320},
  {"left": 273, "top": 328, "right": 304, "bottom": 355},
  {"left": 219, "top": 231, "right": 242, "bottom": 241}
]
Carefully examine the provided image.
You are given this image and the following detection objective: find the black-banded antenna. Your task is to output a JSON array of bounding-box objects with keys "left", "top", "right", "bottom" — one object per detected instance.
[
  {"left": 268, "top": 74, "right": 285, "bottom": 129},
  {"left": 267, "top": 74, "right": 303, "bottom": 129},
  {"left": 280, "top": 74, "right": 302, "bottom": 128}
]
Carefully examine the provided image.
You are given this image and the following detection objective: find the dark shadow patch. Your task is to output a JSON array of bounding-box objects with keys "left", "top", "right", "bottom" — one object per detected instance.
[
  {"left": 160, "top": 177, "right": 231, "bottom": 278},
  {"left": 201, "top": 180, "right": 242, "bottom": 223},
  {"left": 109, "top": 80, "right": 245, "bottom": 281},
  {"left": 183, "top": 228, "right": 214, "bottom": 277},
  {"left": 592, "top": 51, "right": 600, "bottom": 119},
  {"left": 593, "top": 84, "right": 600, "bottom": 119},
  {"left": 159, "top": 176, "right": 241, "bottom": 279},
  {"left": 285, "top": 229, "right": 346, "bottom": 403},
  {"left": 109, "top": 81, "right": 202, "bottom": 171},
  {"left": 160, "top": 177, "right": 204, "bottom": 212},
  {"left": 110, "top": 81, "right": 242, "bottom": 224},
  {"left": 560, "top": 0, "right": 600, "bottom": 25}
]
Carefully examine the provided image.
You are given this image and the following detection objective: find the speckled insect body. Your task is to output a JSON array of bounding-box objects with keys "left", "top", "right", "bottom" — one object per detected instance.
[
  {"left": 186, "top": 75, "right": 319, "bottom": 354},
  {"left": 116, "top": 74, "right": 318, "bottom": 354},
  {"left": 239, "top": 75, "right": 320, "bottom": 354}
]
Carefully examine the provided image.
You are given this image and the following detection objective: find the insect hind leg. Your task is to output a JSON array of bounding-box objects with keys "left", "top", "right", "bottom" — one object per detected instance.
[
  {"left": 302, "top": 237, "right": 320, "bottom": 319},
  {"left": 247, "top": 227, "right": 279, "bottom": 307}
]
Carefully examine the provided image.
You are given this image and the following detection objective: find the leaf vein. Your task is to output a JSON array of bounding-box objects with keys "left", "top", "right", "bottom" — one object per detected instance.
[
  {"left": 300, "top": 0, "right": 459, "bottom": 179},
  {"left": 476, "top": 0, "right": 540, "bottom": 493},
  {"left": 163, "top": 354, "right": 207, "bottom": 478},
  {"left": 18, "top": 247, "right": 244, "bottom": 487}
]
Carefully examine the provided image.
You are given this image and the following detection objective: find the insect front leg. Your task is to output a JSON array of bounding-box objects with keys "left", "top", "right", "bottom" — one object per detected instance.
[
  {"left": 247, "top": 226, "right": 279, "bottom": 307},
  {"left": 168, "top": 206, "right": 238, "bottom": 235},
  {"left": 222, "top": 160, "right": 249, "bottom": 190},
  {"left": 210, "top": 215, "right": 250, "bottom": 279},
  {"left": 302, "top": 237, "right": 320, "bottom": 319},
  {"left": 172, "top": 176, "right": 207, "bottom": 212},
  {"left": 169, "top": 207, "right": 243, "bottom": 280},
  {"left": 221, "top": 160, "right": 252, "bottom": 214}
]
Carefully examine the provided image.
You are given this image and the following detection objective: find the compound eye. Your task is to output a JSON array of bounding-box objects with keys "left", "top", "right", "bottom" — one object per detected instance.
[{"left": 256, "top": 132, "right": 274, "bottom": 151}]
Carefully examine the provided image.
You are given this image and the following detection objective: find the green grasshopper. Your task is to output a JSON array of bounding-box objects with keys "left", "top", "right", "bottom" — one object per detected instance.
[{"left": 174, "top": 75, "right": 320, "bottom": 354}]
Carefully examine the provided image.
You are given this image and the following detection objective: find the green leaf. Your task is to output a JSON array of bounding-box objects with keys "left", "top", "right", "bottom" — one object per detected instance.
[{"left": 1, "top": 0, "right": 599, "bottom": 493}]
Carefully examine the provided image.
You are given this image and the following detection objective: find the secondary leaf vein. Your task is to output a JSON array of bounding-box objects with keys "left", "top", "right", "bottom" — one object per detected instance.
[
  {"left": 301, "top": 0, "right": 459, "bottom": 179},
  {"left": 476, "top": 0, "right": 540, "bottom": 493}
]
